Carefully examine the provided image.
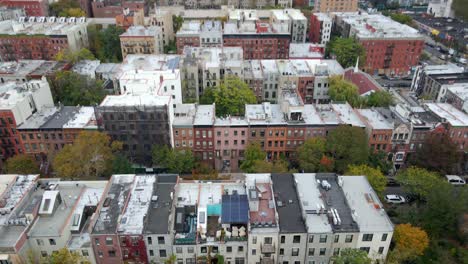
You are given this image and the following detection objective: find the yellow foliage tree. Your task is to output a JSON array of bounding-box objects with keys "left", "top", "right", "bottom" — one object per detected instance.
[{"left": 393, "top": 223, "right": 429, "bottom": 259}]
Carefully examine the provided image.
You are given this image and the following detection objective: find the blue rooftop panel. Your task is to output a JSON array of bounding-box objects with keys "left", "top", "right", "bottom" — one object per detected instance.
[{"left": 221, "top": 194, "right": 248, "bottom": 224}]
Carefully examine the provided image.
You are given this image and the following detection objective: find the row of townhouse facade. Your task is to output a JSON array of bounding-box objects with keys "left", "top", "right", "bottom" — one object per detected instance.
[{"left": 0, "top": 172, "right": 393, "bottom": 264}]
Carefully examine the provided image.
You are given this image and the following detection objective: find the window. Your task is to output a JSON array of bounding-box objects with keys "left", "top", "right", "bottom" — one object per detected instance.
[
  {"left": 333, "top": 248, "right": 340, "bottom": 256},
  {"left": 188, "top": 247, "right": 194, "bottom": 253},
  {"left": 49, "top": 239, "right": 56, "bottom": 245},
  {"left": 238, "top": 246, "right": 243, "bottom": 252},
  {"left": 176, "top": 247, "right": 182, "bottom": 254},
  {"left": 98, "top": 251, "right": 103, "bottom": 258},
  {"left": 362, "top": 234, "right": 373, "bottom": 242},
  {"left": 308, "top": 248, "right": 315, "bottom": 256},
  {"left": 160, "top": 250, "right": 167, "bottom": 258},
  {"left": 82, "top": 250, "right": 89, "bottom": 256},
  {"left": 235, "top": 258, "right": 245, "bottom": 264},
  {"left": 308, "top": 235, "right": 314, "bottom": 243},
  {"left": 319, "top": 235, "right": 327, "bottom": 243},
  {"left": 381, "top": 233, "right": 388, "bottom": 241},
  {"left": 147, "top": 237, "right": 152, "bottom": 245},
  {"left": 108, "top": 250, "right": 116, "bottom": 257},
  {"left": 252, "top": 249, "right": 256, "bottom": 255},
  {"left": 292, "top": 248, "right": 299, "bottom": 256},
  {"left": 149, "top": 250, "right": 154, "bottom": 256},
  {"left": 158, "top": 236, "right": 165, "bottom": 244},
  {"left": 293, "top": 235, "right": 301, "bottom": 243},
  {"left": 345, "top": 235, "right": 353, "bottom": 243},
  {"left": 334, "top": 235, "right": 339, "bottom": 243},
  {"left": 264, "top": 237, "right": 272, "bottom": 244},
  {"left": 36, "top": 239, "right": 44, "bottom": 246},
  {"left": 95, "top": 238, "right": 100, "bottom": 245},
  {"left": 378, "top": 247, "right": 384, "bottom": 254},
  {"left": 360, "top": 247, "right": 370, "bottom": 253},
  {"left": 227, "top": 246, "right": 232, "bottom": 253},
  {"left": 201, "top": 247, "right": 207, "bottom": 253},
  {"left": 252, "top": 236, "right": 257, "bottom": 244},
  {"left": 105, "top": 237, "right": 113, "bottom": 245},
  {"left": 281, "top": 235, "right": 285, "bottom": 243},
  {"left": 279, "top": 248, "right": 284, "bottom": 255},
  {"left": 319, "top": 248, "right": 326, "bottom": 256},
  {"left": 41, "top": 251, "right": 48, "bottom": 257}
]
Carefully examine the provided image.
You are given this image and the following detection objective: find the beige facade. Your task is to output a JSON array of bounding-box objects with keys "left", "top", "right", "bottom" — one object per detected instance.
[
  {"left": 149, "top": 9, "right": 174, "bottom": 46},
  {"left": 120, "top": 26, "right": 163, "bottom": 57},
  {"left": 314, "top": 0, "right": 358, "bottom": 12}
]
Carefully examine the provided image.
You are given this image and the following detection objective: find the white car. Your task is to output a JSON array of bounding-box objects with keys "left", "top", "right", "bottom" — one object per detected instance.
[
  {"left": 446, "top": 175, "right": 466, "bottom": 186},
  {"left": 385, "top": 194, "right": 406, "bottom": 204}
]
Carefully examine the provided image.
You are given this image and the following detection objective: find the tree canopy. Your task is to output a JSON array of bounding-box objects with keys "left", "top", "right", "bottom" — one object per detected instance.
[
  {"left": 152, "top": 145, "right": 196, "bottom": 174},
  {"left": 327, "top": 126, "right": 369, "bottom": 173},
  {"left": 395, "top": 167, "right": 445, "bottom": 200},
  {"left": 345, "top": 164, "right": 387, "bottom": 196},
  {"left": 332, "top": 248, "right": 371, "bottom": 264},
  {"left": 409, "top": 132, "right": 460, "bottom": 175},
  {"left": 329, "top": 76, "right": 361, "bottom": 107},
  {"left": 54, "top": 48, "right": 96, "bottom": 64},
  {"left": 53, "top": 131, "right": 122, "bottom": 179},
  {"left": 40, "top": 248, "right": 89, "bottom": 264},
  {"left": 389, "top": 13, "right": 414, "bottom": 26},
  {"left": 327, "top": 37, "right": 366, "bottom": 68},
  {"left": 48, "top": 71, "right": 106, "bottom": 106},
  {"left": 4, "top": 154, "right": 40, "bottom": 175},
  {"left": 394, "top": 224, "right": 430, "bottom": 257},
  {"left": 240, "top": 142, "right": 266, "bottom": 173},
  {"left": 200, "top": 77, "right": 257, "bottom": 117},
  {"left": 87, "top": 25, "right": 124, "bottom": 62},
  {"left": 250, "top": 159, "right": 290, "bottom": 173},
  {"left": 453, "top": 0, "right": 468, "bottom": 20},
  {"left": 297, "top": 137, "right": 332, "bottom": 172},
  {"left": 111, "top": 154, "right": 134, "bottom": 174},
  {"left": 366, "top": 90, "right": 394, "bottom": 107},
  {"left": 49, "top": 0, "right": 85, "bottom": 17}
]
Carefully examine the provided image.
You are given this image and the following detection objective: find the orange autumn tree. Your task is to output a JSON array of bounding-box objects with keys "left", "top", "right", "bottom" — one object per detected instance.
[{"left": 393, "top": 223, "right": 429, "bottom": 259}]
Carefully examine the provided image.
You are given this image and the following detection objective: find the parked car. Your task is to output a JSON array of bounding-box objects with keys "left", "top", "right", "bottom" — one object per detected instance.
[
  {"left": 446, "top": 175, "right": 466, "bottom": 186},
  {"left": 386, "top": 178, "right": 400, "bottom": 187},
  {"left": 385, "top": 194, "right": 406, "bottom": 204}
]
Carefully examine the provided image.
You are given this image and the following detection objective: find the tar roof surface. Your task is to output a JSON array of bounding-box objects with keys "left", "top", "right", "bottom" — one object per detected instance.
[
  {"left": 271, "top": 174, "right": 306, "bottom": 233},
  {"left": 144, "top": 175, "right": 177, "bottom": 234}
]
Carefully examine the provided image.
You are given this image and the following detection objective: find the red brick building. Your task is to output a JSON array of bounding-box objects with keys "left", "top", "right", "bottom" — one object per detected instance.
[
  {"left": 193, "top": 104, "right": 216, "bottom": 168},
  {"left": 176, "top": 36, "right": 200, "bottom": 55},
  {"left": 357, "top": 109, "right": 393, "bottom": 153},
  {"left": 91, "top": 0, "right": 145, "bottom": 18},
  {"left": 0, "top": 0, "right": 48, "bottom": 16},
  {"left": 309, "top": 13, "right": 332, "bottom": 44}
]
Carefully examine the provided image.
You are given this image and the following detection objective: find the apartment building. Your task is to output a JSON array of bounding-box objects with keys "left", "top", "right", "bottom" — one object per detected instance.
[
  {"left": 120, "top": 26, "right": 164, "bottom": 57},
  {"left": 0, "top": 6, "right": 24, "bottom": 21},
  {"left": 0, "top": 17, "right": 89, "bottom": 61},
  {"left": 173, "top": 104, "right": 196, "bottom": 150},
  {"left": 334, "top": 13, "right": 425, "bottom": 76},
  {"left": 0, "top": 0, "right": 47, "bottom": 16},
  {"left": 214, "top": 117, "right": 249, "bottom": 172},
  {"left": 115, "top": 8, "right": 144, "bottom": 29},
  {"left": 0, "top": 60, "right": 70, "bottom": 84},
  {"left": 314, "top": 0, "right": 358, "bottom": 12},
  {"left": 309, "top": 13, "right": 332, "bottom": 45},
  {"left": 193, "top": 104, "right": 216, "bottom": 167},
  {"left": 357, "top": 109, "right": 393, "bottom": 153},
  {"left": 91, "top": 0, "right": 146, "bottom": 18},
  {"left": 0, "top": 78, "right": 54, "bottom": 161},
  {"left": 176, "top": 20, "right": 223, "bottom": 54},
  {"left": 444, "top": 84, "right": 468, "bottom": 113},
  {"left": 270, "top": 9, "right": 308, "bottom": 43},
  {"left": 149, "top": 9, "right": 175, "bottom": 46},
  {"left": 411, "top": 63, "right": 467, "bottom": 100}
]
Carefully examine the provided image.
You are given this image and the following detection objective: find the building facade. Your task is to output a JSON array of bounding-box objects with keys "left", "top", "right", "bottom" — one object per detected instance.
[
  {"left": 309, "top": 13, "right": 332, "bottom": 45},
  {"left": 120, "top": 26, "right": 164, "bottom": 57},
  {"left": 314, "top": 0, "right": 358, "bottom": 12},
  {"left": 0, "top": 0, "right": 47, "bottom": 16}
]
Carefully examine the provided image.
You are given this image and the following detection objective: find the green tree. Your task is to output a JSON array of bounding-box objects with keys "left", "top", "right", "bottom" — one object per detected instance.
[
  {"left": 345, "top": 164, "right": 387, "bottom": 196},
  {"left": 164, "top": 40, "right": 177, "bottom": 54},
  {"left": 173, "top": 15, "right": 184, "bottom": 32},
  {"left": 152, "top": 146, "right": 195, "bottom": 174},
  {"left": 327, "top": 37, "right": 366, "bottom": 68},
  {"left": 240, "top": 142, "right": 266, "bottom": 173},
  {"left": 87, "top": 25, "right": 103, "bottom": 57},
  {"left": 53, "top": 131, "right": 122, "bottom": 179},
  {"left": 4, "top": 154, "right": 40, "bottom": 174},
  {"left": 395, "top": 167, "right": 444, "bottom": 200},
  {"left": 199, "top": 77, "right": 257, "bottom": 117},
  {"left": 366, "top": 90, "right": 394, "bottom": 107},
  {"left": 111, "top": 154, "right": 134, "bottom": 174},
  {"left": 453, "top": 0, "right": 468, "bottom": 20},
  {"left": 297, "top": 137, "right": 327, "bottom": 172},
  {"left": 327, "top": 126, "right": 369, "bottom": 173},
  {"left": 41, "top": 248, "right": 89, "bottom": 264},
  {"left": 54, "top": 48, "right": 96, "bottom": 63},
  {"left": 332, "top": 248, "right": 371, "bottom": 264},
  {"left": 49, "top": 0, "right": 86, "bottom": 17},
  {"left": 367, "top": 150, "right": 393, "bottom": 174},
  {"left": 49, "top": 71, "right": 106, "bottom": 106},
  {"left": 251, "top": 159, "right": 289, "bottom": 173},
  {"left": 390, "top": 13, "right": 413, "bottom": 26},
  {"left": 409, "top": 133, "right": 460, "bottom": 175},
  {"left": 96, "top": 25, "right": 125, "bottom": 62},
  {"left": 328, "top": 76, "right": 361, "bottom": 107},
  {"left": 164, "top": 254, "right": 177, "bottom": 264}
]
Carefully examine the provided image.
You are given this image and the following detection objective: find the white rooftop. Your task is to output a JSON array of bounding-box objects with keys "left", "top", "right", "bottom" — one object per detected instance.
[
  {"left": 118, "top": 175, "right": 156, "bottom": 234},
  {"left": 357, "top": 109, "right": 394, "bottom": 130},
  {"left": 0, "top": 175, "right": 38, "bottom": 225},
  {"left": 119, "top": 55, "right": 180, "bottom": 74},
  {"left": 447, "top": 84, "right": 468, "bottom": 100},
  {"left": 0, "top": 16, "right": 87, "bottom": 35},
  {"left": 194, "top": 104, "right": 215, "bottom": 125},
  {"left": 177, "top": 20, "right": 201, "bottom": 35},
  {"left": 70, "top": 187, "right": 105, "bottom": 233},
  {"left": 100, "top": 94, "right": 171, "bottom": 107},
  {"left": 331, "top": 103, "right": 366, "bottom": 127},
  {"left": 425, "top": 103, "right": 468, "bottom": 127},
  {"left": 175, "top": 182, "right": 200, "bottom": 207},
  {"left": 0, "top": 175, "right": 17, "bottom": 198},
  {"left": 421, "top": 63, "right": 465, "bottom": 75},
  {"left": 63, "top": 106, "right": 96, "bottom": 129},
  {"left": 121, "top": 25, "right": 161, "bottom": 37},
  {"left": 289, "top": 44, "right": 325, "bottom": 59},
  {"left": 72, "top": 60, "right": 101, "bottom": 77},
  {"left": 314, "top": 12, "right": 332, "bottom": 22},
  {"left": 0, "top": 79, "right": 48, "bottom": 110}
]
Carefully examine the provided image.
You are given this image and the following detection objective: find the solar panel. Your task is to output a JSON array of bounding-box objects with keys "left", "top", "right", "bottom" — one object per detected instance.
[{"left": 222, "top": 194, "right": 248, "bottom": 223}]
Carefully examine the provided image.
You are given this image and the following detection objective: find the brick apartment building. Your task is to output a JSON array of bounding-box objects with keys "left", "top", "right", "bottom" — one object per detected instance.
[
  {"left": 91, "top": 0, "right": 145, "bottom": 18},
  {"left": 115, "top": 8, "right": 144, "bottom": 29},
  {"left": 0, "top": 0, "right": 48, "bottom": 16},
  {"left": 0, "top": 17, "right": 89, "bottom": 61},
  {"left": 120, "top": 26, "right": 164, "bottom": 57},
  {"left": 334, "top": 13, "right": 424, "bottom": 76},
  {"left": 357, "top": 109, "right": 393, "bottom": 153},
  {"left": 314, "top": 0, "right": 358, "bottom": 12},
  {"left": 176, "top": 20, "right": 222, "bottom": 54},
  {"left": 309, "top": 13, "right": 332, "bottom": 44},
  {"left": 193, "top": 104, "right": 216, "bottom": 168}
]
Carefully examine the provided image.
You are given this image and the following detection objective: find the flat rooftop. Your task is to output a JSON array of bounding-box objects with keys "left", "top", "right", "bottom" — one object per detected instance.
[
  {"left": 173, "top": 103, "right": 196, "bottom": 127},
  {"left": 99, "top": 94, "right": 171, "bottom": 107},
  {"left": 92, "top": 175, "right": 135, "bottom": 234},
  {"left": 121, "top": 26, "right": 161, "bottom": 37},
  {"left": 0, "top": 175, "right": 38, "bottom": 225},
  {"left": 119, "top": 55, "right": 180, "bottom": 74},
  {"left": 144, "top": 175, "right": 177, "bottom": 234},
  {"left": 194, "top": 104, "right": 215, "bottom": 126},
  {"left": 18, "top": 106, "right": 95, "bottom": 130},
  {"left": 72, "top": 60, "right": 100, "bottom": 77},
  {"left": 0, "top": 79, "right": 48, "bottom": 110},
  {"left": 245, "top": 174, "right": 278, "bottom": 227},
  {"left": 447, "top": 84, "right": 468, "bottom": 100},
  {"left": 271, "top": 174, "right": 306, "bottom": 233},
  {"left": 420, "top": 63, "right": 465, "bottom": 75},
  {"left": 0, "top": 60, "right": 46, "bottom": 76},
  {"left": 425, "top": 103, "right": 468, "bottom": 127},
  {"left": 0, "top": 174, "right": 17, "bottom": 197},
  {"left": 331, "top": 103, "right": 366, "bottom": 127},
  {"left": 0, "top": 17, "right": 86, "bottom": 35},
  {"left": 289, "top": 44, "right": 325, "bottom": 59},
  {"left": 358, "top": 109, "right": 394, "bottom": 130}
]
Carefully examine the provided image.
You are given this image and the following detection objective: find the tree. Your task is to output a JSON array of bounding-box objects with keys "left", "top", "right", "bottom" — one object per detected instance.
[
  {"left": 4, "top": 155, "right": 40, "bottom": 174},
  {"left": 164, "top": 254, "right": 177, "bottom": 264},
  {"left": 367, "top": 150, "right": 393, "bottom": 175},
  {"left": 409, "top": 133, "right": 460, "bottom": 175},
  {"left": 199, "top": 77, "right": 257, "bottom": 117},
  {"left": 54, "top": 48, "right": 96, "bottom": 63},
  {"left": 453, "top": 0, "right": 468, "bottom": 20},
  {"left": 251, "top": 159, "right": 289, "bottom": 173},
  {"left": 152, "top": 146, "right": 195, "bottom": 174},
  {"left": 49, "top": 0, "right": 85, "bottom": 17},
  {"left": 345, "top": 165, "right": 387, "bottom": 196},
  {"left": 41, "top": 248, "right": 89, "bottom": 264},
  {"left": 332, "top": 248, "right": 371, "bottom": 264},
  {"left": 395, "top": 167, "right": 444, "bottom": 200},
  {"left": 327, "top": 37, "right": 366, "bottom": 68},
  {"left": 328, "top": 76, "right": 361, "bottom": 107},
  {"left": 297, "top": 137, "right": 327, "bottom": 172},
  {"left": 48, "top": 71, "right": 106, "bottom": 106},
  {"left": 173, "top": 15, "right": 184, "bottom": 32},
  {"left": 53, "top": 131, "right": 122, "bottom": 179},
  {"left": 393, "top": 223, "right": 430, "bottom": 259},
  {"left": 327, "top": 126, "right": 369, "bottom": 173},
  {"left": 111, "top": 154, "right": 134, "bottom": 174},
  {"left": 95, "top": 25, "right": 125, "bottom": 62},
  {"left": 240, "top": 142, "right": 266, "bottom": 173},
  {"left": 366, "top": 90, "right": 394, "bottom": 107},
  {"left": 389, "top": 13, "right": 413, "bottom": 26}
]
